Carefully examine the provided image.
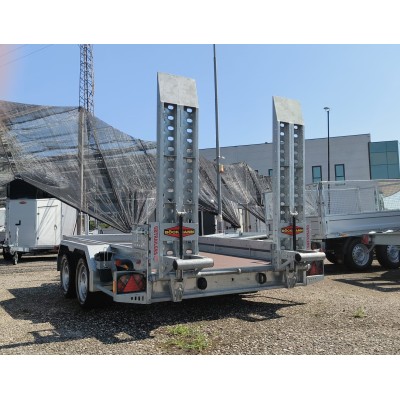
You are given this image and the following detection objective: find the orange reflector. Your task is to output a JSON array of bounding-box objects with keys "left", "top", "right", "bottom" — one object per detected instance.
[
  {"left": 307, "top": 261, "right": 323, "bottom": 276},
  {"left": 117, "top": 273, "right": 146, "bottom": 294},
  {"left": 114, "top": 258, "right": 134, "bottom": 271}
]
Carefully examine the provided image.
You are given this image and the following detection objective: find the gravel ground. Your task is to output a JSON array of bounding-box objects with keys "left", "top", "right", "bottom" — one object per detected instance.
[{"left": 1, "top": 254, "right": 400, "bottom": 355}]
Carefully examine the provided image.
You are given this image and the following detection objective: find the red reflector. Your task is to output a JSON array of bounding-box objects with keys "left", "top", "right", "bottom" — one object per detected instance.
[
  {"left": 117, "top": 273, "right": 146, "bottom": 294},
  {"left": 307, "top": 261, "right": 324, "bottom": 276},
  {"left": 361, "top": 235, "right": 370, "bottom": 245}
]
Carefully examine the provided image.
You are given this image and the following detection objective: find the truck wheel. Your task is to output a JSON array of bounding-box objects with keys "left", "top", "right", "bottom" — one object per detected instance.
[
  {"left": 376, "top": 245, "right": 400, "bottom": 269},
  {"left": 75, "top": 258, "right": 96, "bottom": 308},
  {"left": 345, "top": 239, "right": 373, "bottom": 271},
  {"left": 60, "top": 253, "right": 76, "bottom": 298}
]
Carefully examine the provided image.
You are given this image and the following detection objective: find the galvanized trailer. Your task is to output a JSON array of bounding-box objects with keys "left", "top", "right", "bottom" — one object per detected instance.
[
  {"left": 57, "top": 73, "right": 324, "bottom": 307},
  {"left": 304, "top": 180, "right": 400, "bottom": 270}
]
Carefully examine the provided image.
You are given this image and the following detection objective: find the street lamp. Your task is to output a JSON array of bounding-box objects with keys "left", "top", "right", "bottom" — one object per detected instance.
[{"left": 324, "top": 107, "right": 330, "bottom": 182}]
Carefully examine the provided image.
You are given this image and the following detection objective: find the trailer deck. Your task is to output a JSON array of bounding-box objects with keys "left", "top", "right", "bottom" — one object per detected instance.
[{"left": 62, "top": 233, "right": 272, "bottom": 270}]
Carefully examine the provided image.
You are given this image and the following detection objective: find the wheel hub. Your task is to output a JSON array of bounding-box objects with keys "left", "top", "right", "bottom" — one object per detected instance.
[
  {"left": 61, "top": 263, "right": 69, "bottom": 290},
  {"left": 77, "top": 266, "right": 88, "bottom": 302},
  {"left": 352, "top": 244, "right": 369, "bottom": 266},
  {"left": 387, "top": 245, "right": 399, "bottom": 263}
]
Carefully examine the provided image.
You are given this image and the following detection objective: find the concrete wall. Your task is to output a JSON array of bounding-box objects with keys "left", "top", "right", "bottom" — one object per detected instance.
[
  {"left": 304, "top": 134, "right": 371, "bottom": 182},
  {"left": 200, "top": 133, "right": 372, "bottom": 184},
  {"left": 200, "top": 143, "right": 272, "bottom": 176}
]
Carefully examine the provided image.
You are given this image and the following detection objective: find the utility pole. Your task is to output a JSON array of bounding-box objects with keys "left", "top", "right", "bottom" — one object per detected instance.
[
  {"left": 78, "top": 44, "right": 95, "bottom": 235},
  {"left": 213, "top": 44, "right": 223, "bottom": 234}
]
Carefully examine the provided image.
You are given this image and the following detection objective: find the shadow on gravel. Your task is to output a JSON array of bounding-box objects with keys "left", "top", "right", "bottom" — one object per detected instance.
[
  {"left": 334, "top": 268, "right": 400, "bottom": 293},
  {"left": 0, "top": 255, "right": 57, "bottom": 265},
  {"left": 323, "top": 263, "right": 351, "bottom": 275},
  {"left": 0, "top": 283, "right": 303, "bottom": 351},
  {"left": 323, "top": 262, "right": 388, "bottom": 276}
]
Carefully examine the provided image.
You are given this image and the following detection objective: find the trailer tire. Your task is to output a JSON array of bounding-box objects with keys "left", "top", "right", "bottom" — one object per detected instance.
[
  {"left": 75, "top": 257, "right": 97, "bottom": 308},
  {"left": 2, "top": 248, "right": 13, "bottom": 261},
  {"left": 325, "top": 251, "right": 338, "bottom": 264},
  {"left": 376, "top": 245, "right": 400, "bottom": 269},
  {"left": 59, "top": 253, "right": 76, "bottom": 298},
  {"left": 345, "top": 239, "right": 373, "bottom": 271}
]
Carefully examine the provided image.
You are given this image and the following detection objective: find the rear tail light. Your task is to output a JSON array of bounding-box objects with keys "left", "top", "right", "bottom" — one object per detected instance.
[{"left": 115, "top": 272, "right": 146, "bottom": 294}]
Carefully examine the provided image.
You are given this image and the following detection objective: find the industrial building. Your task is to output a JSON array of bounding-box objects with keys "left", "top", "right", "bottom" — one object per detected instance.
[{"left": 200, "top": 134, "right": 400, "bottom": 184}]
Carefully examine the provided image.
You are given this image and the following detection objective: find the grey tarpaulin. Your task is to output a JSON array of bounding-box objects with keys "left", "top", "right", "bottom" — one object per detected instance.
[{"left": 0, "top": 100, "right": 271, "bottom": 231}]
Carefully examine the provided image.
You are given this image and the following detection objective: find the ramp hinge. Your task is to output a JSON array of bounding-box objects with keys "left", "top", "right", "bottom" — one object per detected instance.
[
  {"left": 170, "top": 278, "right": 184, "bottom": 302},
  {"left": 285, "top": 267, "right": 297, "bottom": 289}
]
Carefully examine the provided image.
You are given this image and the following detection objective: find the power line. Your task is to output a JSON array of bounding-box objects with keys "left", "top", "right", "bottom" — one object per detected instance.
[
  {"left": 0, "top": 44, "right": 28, "bottom": 59},
  {"left": 0, "top": 44, "right": 54, "bottom": 69}
]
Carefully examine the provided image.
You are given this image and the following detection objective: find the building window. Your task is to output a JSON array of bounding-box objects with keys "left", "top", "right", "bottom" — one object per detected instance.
[
  {"left": 335, "top": 164, "right": 345, "bottom": 181},
  {"left": 268, "top": 169, "right": 273, "bottom": 176},
  {"left": 312, "top": 166, "right": 322, "bottom": 183},
  {"left": 369, "top": 141, "right": 400, "bottom": 179}
]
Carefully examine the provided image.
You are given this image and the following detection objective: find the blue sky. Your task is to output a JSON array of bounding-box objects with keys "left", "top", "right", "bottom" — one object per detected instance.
[
  {"left": 2, "top": 43, "right": 400, "bottom": 151},
  {"left": 2, "top": 1, "right": 400, "bottom": 154}
]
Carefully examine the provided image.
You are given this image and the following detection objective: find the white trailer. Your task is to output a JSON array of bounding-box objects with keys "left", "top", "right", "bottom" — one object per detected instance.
[
  {"left": 304, "top": 180, "right": 400, "bottom": 270},
  {"left": 3, "top": 197, "right": 77, "bottom": 264},
  {"left": 0, "top": 207, "right": 5, "bottom": 243},
  {"left": 57, "top": 73, "right": 324, "bottom": 308}
]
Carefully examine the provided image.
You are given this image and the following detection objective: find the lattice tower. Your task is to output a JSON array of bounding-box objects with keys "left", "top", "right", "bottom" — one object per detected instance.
[{"left": 79, "top": 45, "right": 94, "bottom": 114}]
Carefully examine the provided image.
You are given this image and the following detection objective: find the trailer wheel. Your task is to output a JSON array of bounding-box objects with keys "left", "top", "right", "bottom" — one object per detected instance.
[
  {"left": 60, "top": 253, "right": 76, "bottom": 298},
  {"left": 325, "top": 251, "right": 338, "bottom": 264},
  {"left": 76, "top": 258, "right": 97, "bottom": 308},
  {"left": 345, "top": 239, "right": 373, "bottom": 271},
  {"left": 2, "top": 248, "right": 13, "bottom": 261},
  {"left": 376, "top": 245, "right": 400, "bottom": 269}
]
